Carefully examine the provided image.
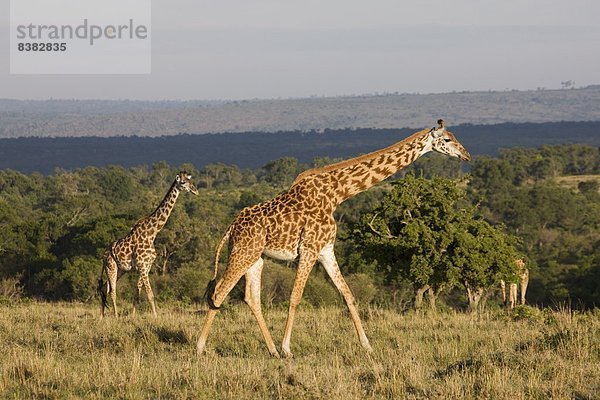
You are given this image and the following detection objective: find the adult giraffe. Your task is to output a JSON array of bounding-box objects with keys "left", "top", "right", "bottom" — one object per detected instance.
[
  {"left": 99, "top": 171, "right": 198, "bottom": 317},
  {"left": 197, "top": 120, "right": 471, "bottom": 358},
  {"left": 500, "top": 259, "right": 529, "bottom": 309}
]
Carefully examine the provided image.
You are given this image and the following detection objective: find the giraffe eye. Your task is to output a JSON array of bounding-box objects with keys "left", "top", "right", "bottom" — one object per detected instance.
[{"left": 444, "top": 138, "right": 451, "bottom": 142}]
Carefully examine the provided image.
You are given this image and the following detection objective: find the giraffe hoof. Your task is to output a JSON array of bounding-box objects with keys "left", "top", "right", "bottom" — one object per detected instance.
[
  {"left": 196, "top": 340, "right": 207, "bottom": 357},
  {"left": 270, "top": 350, "right": 281, "bottom": 359},
  {"left": 282, "top": 349, "right": 294, "bottom": 359}
]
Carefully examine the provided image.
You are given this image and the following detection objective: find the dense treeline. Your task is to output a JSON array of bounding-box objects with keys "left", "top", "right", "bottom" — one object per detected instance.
[
  {"left": 0, "top": 143, "right": 599, "bottom": 309},
  {"left": 2, "top": 121, "right": 600, "bottom": 174}
]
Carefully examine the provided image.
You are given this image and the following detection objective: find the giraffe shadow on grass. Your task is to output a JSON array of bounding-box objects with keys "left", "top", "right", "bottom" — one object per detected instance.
[{"left": 153, "top": 326, "right": 190, "bottom": 345}]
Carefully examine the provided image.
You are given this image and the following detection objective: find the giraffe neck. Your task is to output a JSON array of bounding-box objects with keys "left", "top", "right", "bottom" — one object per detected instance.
[
  {"left": 319, "top": 129, "right": 432, "bottom": 204},
  {"left": 144, "top": 182, "right": 180, "bottom": 239}
]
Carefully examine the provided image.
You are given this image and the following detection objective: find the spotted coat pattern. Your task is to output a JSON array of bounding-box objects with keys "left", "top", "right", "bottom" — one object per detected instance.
[
  {"left": 100, "top": 172, "right": 198, "bottom": 317},
  {"left": 196, "top": 120, "right": 471, "bottom": 358}
]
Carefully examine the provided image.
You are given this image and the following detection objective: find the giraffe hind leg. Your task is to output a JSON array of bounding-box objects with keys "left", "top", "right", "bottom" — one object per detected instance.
[
  {"left": 520, "top": 270, "right": 529, "bottom": 306},
  {"left": 106, "top": 258, "right": 119, "bottom": 318},
  {"left": 140, "top": 269, "right": 157, "bottom": 317},
  {"left": 99, "top": 278, "right": 111, "bottom": 318},
  {"left": 244, "top": 258, "right": 280, "bottom": 358},
  {"left": 197, "top": 247, "right": 263, "bottom": 356},
  {"left": 132, "top": 275, "right": 144, "bottom": 316},
  {"left": 281, "top": 248, "right": 319, "bottom": 358}
]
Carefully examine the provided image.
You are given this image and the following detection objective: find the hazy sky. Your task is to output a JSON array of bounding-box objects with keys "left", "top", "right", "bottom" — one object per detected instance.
[{"left": 1, "top": 0, "right": 599, "bottom": 100}]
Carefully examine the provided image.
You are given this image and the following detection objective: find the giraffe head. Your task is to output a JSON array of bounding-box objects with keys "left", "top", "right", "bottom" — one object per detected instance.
[
  {"left": 428, "top": 119, "right": 471, "bottom": 161},
  {"left": 176, "top": 171, "right": 199, "bottom": 195}
]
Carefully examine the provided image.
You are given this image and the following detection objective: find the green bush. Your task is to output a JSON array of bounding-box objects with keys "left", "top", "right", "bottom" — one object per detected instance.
[
  {"left": 510, "top": 305, "right": 544, "bottom": 323},
  {"left": 155, "top": 264, "right": 213, "bottom": 304}
]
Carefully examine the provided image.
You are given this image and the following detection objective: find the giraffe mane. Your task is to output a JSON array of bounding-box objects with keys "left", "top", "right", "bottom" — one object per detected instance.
[{"left": 291, "top": 127, "right": 430, "bottom": 187}]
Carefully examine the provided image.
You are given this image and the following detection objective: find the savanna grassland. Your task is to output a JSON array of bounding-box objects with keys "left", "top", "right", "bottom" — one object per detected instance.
[{"left": 1, "top": 301, "right": 599, "bottom": 399}]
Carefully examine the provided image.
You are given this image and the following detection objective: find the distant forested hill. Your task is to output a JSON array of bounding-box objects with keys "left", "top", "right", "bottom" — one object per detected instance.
[
  {"left": 1, "top": 86, "right": 599, "bottom": 138},
  {"left": 1, "top": 121, "right": 599, "bottom": 174}
]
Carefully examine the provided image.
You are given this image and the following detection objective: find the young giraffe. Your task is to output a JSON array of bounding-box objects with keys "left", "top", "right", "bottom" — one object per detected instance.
[
  {"left": 197, "top": 120, "right": 471, "bottom": 358},
  {"left": 99, "top": 171, "right": 198, "bottom": 318},
  {"left": 500, "top": 259, "right": 529, "bottom": 309}
]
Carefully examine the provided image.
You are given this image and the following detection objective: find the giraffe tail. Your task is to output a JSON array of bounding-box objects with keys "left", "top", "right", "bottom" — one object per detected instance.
[
  {"left": 98, "top": 252, "right": 111, "bottom": 310},
  {"left": 205, "top": 225, "right": 232, "bottom": 310},
  {"left": 98, "top": 276, "right": 109, "bottom": 310}
]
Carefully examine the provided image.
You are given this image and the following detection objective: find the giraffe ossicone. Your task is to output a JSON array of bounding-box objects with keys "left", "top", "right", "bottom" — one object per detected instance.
[
  {"left": 197, "top": 120, "right": 471, "bottom": 358},
  {"left": 99, "top": 171, "right": 198, "bottom": 318}
]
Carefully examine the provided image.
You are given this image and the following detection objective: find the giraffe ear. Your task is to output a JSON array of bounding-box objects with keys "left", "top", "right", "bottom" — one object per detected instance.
[
  {"left": 176, "top": 174, "right": 181, "bottom": 182},
  {"left": 430, "top": 127, "right": 445, "bottom": 138}
]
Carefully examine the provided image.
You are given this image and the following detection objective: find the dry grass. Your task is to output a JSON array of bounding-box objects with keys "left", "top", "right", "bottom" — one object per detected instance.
[
  {"left": 1, "top": 301, "right": 599, "bottom": 399},
  {"left": 554, "top": 174, "right": 600, "bottom": 191}
]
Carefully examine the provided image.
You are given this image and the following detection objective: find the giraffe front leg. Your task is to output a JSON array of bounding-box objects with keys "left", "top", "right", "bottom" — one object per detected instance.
[
  {"left": 281, "top": 249, "right": 319, "bottom": 358},
  {"left": 108, "top": 267, "right": 119, "bottom": 318},
  {"left": 140, "top": 271, "right": 157, "bottom": 317},
  {"left": 520, "top": 270, "right": 529, "bottom": 306},
  {"left": 132, "top": 276, "right": 144, "bottom": 316},
  {"left": 318, "top": 243, "right": 372, "bottom": 352},
  {"left": 508, "top": 283, "right": 517, "bottom": 310},
  {"left": 500, "top": 280, "right": 506, "bottom": 304}
]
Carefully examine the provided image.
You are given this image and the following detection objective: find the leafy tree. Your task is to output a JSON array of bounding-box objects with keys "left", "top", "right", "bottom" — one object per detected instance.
[
  {"left": 199, "top": 163, "right": 243, "bottom": 188},
  {"left": 565, "top": 250, "right": 600, "bottom": 308},
  {"left": 578, "top": 180, "right": 600, "bottom": 200},
  {"left": 352, "top": 175, "right": 463, "bottom": 309},
  {"left": 352, "top": 175, "right": 520, "bottom": 311},
  {"left": 470, "top": 156, "right": 516, "bottom": 190},
  {"left": 98, "top": 166, "right": 136, "bottom": 201},
  {"left": 260, "top": 157, "right": 302, "bottom": 187},
  {"left": 453, "top": 219, "right": 521, "bottom": 312},
  {"left": 498, "top": 147, "right": 538, "bottom": 184}
]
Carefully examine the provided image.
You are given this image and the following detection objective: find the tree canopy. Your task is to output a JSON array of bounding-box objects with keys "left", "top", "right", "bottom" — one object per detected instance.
[{"left": 351, "top": 175, "right": 521, "bottom": 309}]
